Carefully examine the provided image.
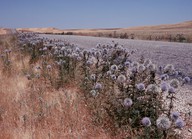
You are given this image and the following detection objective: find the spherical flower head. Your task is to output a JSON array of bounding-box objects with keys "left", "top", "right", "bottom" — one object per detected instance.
[
  {"left": 43, "top": 47, "right": 47, "bottom": 51},
  {"left": 138, "top": 64, "right": 146, "bottom": 73},
  {"left": 175, "top": 118, "right": 185, "bottom": 129},
  {"left": 161, "top": 74, "right": 169, "bottom": 81},
  {"left": 168, "top": 87, "right": 176, "bottom": 94},
  {"left": 171, "top": 111, "right": 180, "bottom": 121},
  {"left": 47, "top": 65, "right": 52, "bottom": 69},
  {"left": 106, "top": 70, "right": 112, "bottom": 76},
  {"left": 131, "top": 67, "right": 137, "bottom": 74},
  {"left": 160, "top": 82, "right": 169, "bottom": 92},
  {"left": 164, "top": 64, "right": 175, "bottom": 74},
  {"left": 170, "top": 79, "right": 180, "bottom": 88},
  {"left": 156, "top": 116, "right": 171, "bottom": 130},
  {"left": 110, "top": 74, "right": 117, "bottom": 80},
  {"left": 90, "top": 90, "right": 98, "bottom": 97},
  {"left": 86, "top": 60, "right": 93, "bottom": 66},
  {"left": 123, "top": 98, "right": 133, "bottom": 107},
  {"left": 94, "top": 83, "right": 102, "bottom": 90},
  {"left": 110, "top": 64, "right": 118, "bottom": 72},
  {"left": 136, "top": 83, "right": 145, "bottom": 91},
  {"left": 131, "top": 61, "right": 139, "bottom": 68},
  {"left": 183, "top": 76, "right": 191, "bottom": 84},
  {"left": 146, "top": 84, "right": 161, "bottom": 94},
  {"left": 141, "top": 117, "right": 151, "bottom": 127},
  {"left": 90, "top": 74, "right": 96, "bottom": 81},
  {"left": 117, "top": 74, "right": 126, "bottom": 83},
  {"left": 77, "top": 56, "right": 82, "bottom": 61},
  {"left": 144, "top": 59, "right": 152, "bottom": 67},
  {"left": 147, "top": 63, "right": 156, "bottom": 72},
  {"left": 124, "top": 61, "right": 131, "bottom": 68}
]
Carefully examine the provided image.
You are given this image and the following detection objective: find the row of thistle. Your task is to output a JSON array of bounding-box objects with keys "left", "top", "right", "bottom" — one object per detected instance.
[{"left": 14, "top": 32, "right": 191, "bottom": 138}]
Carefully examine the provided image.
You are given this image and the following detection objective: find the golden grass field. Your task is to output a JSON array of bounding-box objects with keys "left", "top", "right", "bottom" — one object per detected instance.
[{"left": 15, "top": 21, "right": 192, "bottom": 42}]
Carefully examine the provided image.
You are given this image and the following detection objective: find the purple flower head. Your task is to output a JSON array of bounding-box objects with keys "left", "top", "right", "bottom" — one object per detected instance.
[
  {"left": 147, "top": 64, "right": 156, "bottom": 72},
  {"left": 168, "top": 87, "right": 175, "bottom": 94},
  {"left": 170, "top": 79, "right": 180, "bottom": 88},
  {"left": 110, "top": 74, "right": 116, "bottom": 80},
  {"left": 161, "top": 74, "right": 169, "bottom": 81},
  {"left": 156, "top": 116, "right": 171, "bottom": 130},
  {"left": 138, "top": 64, "right": 146, "bottom": 73},
  {"left": 171, "top": 111, "right": 180, "bottom": 121},
  {"left": 144, "top": 59, "right": 152, "bottom": 67},
  {"left": 117, "top": 74, "right": 126, "bottom": 83},
  {"left": 47, "top": 65, "right": 52, "bottom": 69},
  {"left": 136, "top": 83, "right": 145, "bottom": 91},
  {"left": 94, "top": 83, "right": 102, "bottom": 90},
  {"left": 183, "top": 76, "right": 191, "bottom": 84},
  {"left": 90, "top": 74, "right": 96, "bottom": 81},
  {"left": 164, "top": 64, "right": 175, "bottom": 74},
  {"left": 90, "top": 90, "right": 98, "bottom": 97},
  {"left": 86, "top": 60, "right": 93, "bottom": 66},
  {"left": 175, "top": 118, "right": 185, "bottom": 129},
  {"left": 124, "top": 61, "right": 131, "bottom": 68},
  {"left": 106, "top": 70, "right": 112, "bottom": 76},
  {"left": 123, "top": 98, "right": 133, "bottom": 107},
  {"left": 160, "top": 82, "right": 169, "bottom": 92},
  {"left": 141, "top": 117, "right": 151, "bottom": 127},
  {"left": 110, "top": 65, "right": 118, "bottom": 72}
]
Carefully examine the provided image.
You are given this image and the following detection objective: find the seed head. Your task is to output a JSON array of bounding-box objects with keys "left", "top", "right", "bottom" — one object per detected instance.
[
  {"left": 141, "top": 117, "right": 151, "bottom": 127},
  {"left": 123, "top": 98, "right": 133, "bottom": 107},
  {"left": 156, "top": 116, "right": 171, "bottom": 130}
]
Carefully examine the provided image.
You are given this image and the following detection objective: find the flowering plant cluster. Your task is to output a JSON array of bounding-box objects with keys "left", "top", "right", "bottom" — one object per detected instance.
[{"left": 15, "top": 33, "right": 191, "bottom": 138}]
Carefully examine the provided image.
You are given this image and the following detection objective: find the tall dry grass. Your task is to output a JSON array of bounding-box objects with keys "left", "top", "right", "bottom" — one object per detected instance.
[{"left": 0, "top": 36, "right": 115, "bottom": 139}]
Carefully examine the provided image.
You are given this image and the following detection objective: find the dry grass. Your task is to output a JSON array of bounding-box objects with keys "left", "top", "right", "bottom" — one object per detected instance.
[
  {"left": 0, "top": 36, "right": 126, "bottom": 139},
  {"left": 16, "top": 21, "right": 192, "bottom": 42}
]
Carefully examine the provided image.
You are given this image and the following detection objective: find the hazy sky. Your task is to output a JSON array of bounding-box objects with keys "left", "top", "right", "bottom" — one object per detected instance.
[{"left": 0, "top": 0, "right": 192, "bottom": 29}]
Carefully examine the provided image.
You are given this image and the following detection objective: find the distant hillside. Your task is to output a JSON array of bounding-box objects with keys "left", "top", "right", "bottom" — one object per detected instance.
[
  {"left": 14, "top": 20, "right": 192, "bottom": 42},
  {"left": 0, "top": 28, "right": 17, "bottom": 35}
]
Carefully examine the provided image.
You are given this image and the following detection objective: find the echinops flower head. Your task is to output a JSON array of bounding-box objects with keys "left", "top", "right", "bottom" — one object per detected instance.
[
  {"left": 171, "top": 111, "right": 180, "bottom": 121},
  {"left": 168, "top": 87, "right": 176, "bottom": 94},
  {"left": 147, "top": 84, "right": 161, "bottom": 94},
  {"left": 136, "top": 83, "right": 145, "bottom": 91},
  {"left": 110, "top": 64, "right": 118, "bottom": 72},
  {"left": 170, "top": 79, "right": 180, "bottom": 88},
  {"left": 123, "top": 98, "right": 133, "bottom": 107},
  {"left": 175, "top": 118, "right": 185, "bottom": 129},
  {"left": 94, "top": 83, "right": 102, "bottom": 90},
  {"left": 156, "top": 116, "right": 171, "bottom": 130},
  {"left": 141, "top": 117, "right": 151, "bottom": 127},
  {"left": 183, "top": 76, "right": 191, "bottom": 84},
  {"left": 117, "top": 74, "right": 126, "bottom": 83},
  {"left": 160, "top": 82, "right": 169, "bottom": 92}
]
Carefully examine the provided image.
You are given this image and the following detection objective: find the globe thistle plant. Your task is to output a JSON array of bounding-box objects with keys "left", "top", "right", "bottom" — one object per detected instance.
[
  {"left": 183, "top": 76, "right": 191, "bottom": 84},
  {"left": 160, "top": 82, "right": 169, "bottom": 92},
  {"left": 117, "top": 74, "right": 126, "bottom": 83},
  {"left": 110, "top": 64, "right": 118, "bottom": 72},
  {"left": 141, "top": 117, "right": 151, "bottom": 127},
  {"left": 156, "top": 116, "right": 171, "bottom": 130},
  {"left": 170, "top": 79, "right": 180, "bottom": 88},
  {"left": 94, "top": 82, "right": 102, "bottom": 90},
  {"left": 136, "top": 83, "right": 145, "bottom": 91},
  {"left": 146, "top": 84, "right": 161, "bottom": 94},
  {"left": 123, "top": 98, "right": 133, "bottom": 108},
  {"left": 170, "top": 111, "right": 180, "bottom": 121},
  {"left": 175, "top": 118, "right": 185, "bottom": 129},
  {"left": 168, "top": 87, "right": 176, "bottom": 94}
]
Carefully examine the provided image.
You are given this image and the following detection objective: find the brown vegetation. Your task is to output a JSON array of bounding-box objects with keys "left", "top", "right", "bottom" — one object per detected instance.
[
  {"left": 0, "top": 36, "right": 113, "bottom": 139},
  {"left": 16, "top": 21, "right": 192, "bottom": 43}
]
